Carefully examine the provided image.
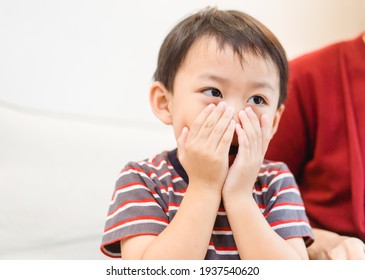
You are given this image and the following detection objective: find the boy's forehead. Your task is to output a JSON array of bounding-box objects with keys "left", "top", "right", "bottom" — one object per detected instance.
[
  {"left": 178, "top": 36, "right": 280, "bottom": 93},
  {"left": 185, "top": 36, "right": 275, "bottom": 70}
]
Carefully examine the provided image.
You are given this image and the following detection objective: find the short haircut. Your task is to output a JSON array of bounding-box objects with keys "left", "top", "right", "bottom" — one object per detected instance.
[{"left": 153, "top": 7, "right": 288, "bottom": 108}]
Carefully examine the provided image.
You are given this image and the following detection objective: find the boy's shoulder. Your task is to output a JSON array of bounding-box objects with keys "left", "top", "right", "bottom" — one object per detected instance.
[
  {"left": 123, "top": 150, "right": 172, "bottom": 172},
  {"left": 257, "top": 160, "right": 295, "bottom": 185},
  {"left": 260, "top": 159, "right": 291, "bottom": 172},
  {"left": 254, "top": 160, "right": 298, "bottom": 198},
  {"left": 118, "top": 150, "right": 181, "bottom": 186},
  {"left": 117, "top": 149, "right": 187, "bottom": 194}
]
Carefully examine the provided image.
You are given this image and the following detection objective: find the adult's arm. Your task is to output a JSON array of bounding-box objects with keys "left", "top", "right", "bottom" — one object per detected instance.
[{"left": 308, "top": 228, "right": 365, "bottom": 260}]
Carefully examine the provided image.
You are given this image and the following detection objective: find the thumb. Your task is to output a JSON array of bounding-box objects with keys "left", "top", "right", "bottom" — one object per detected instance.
[{"left": 177, "top": 127, "right": 189, "bottom": 159}]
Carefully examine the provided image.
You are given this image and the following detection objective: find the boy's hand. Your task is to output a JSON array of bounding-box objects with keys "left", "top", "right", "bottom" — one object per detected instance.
[
  {"left": 223, "top": 107, "right": 271, "bottom": 197},
  {"left": 177, "top": 102, "right": 235, "bottom": 192}
]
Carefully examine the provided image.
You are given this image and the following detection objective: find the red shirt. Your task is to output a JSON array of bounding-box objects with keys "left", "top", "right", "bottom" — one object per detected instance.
[{"left": 266, "top": 35, "right": 365, "bottom": 241}]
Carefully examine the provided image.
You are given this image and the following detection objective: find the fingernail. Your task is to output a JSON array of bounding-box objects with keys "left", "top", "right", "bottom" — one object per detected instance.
[
  {"left": 261, "top": 114, "right": 268, "bottom": 122},
  {"left": 218, "top": 101, "right": 226, "bottom": 108},
  {"left": 207, "top": 103, "right": 215, "bottom": 110},
  {"left": 245, "top": 106, "right": 253, "bottom": 114},
  {"left": 239, "top": 110, "right": 246, "bottom": 118}
]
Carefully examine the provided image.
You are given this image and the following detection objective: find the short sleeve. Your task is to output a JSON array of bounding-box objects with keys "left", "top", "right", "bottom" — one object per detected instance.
[
  {"left": 100, "top": 162, "right": 169, "bottom": 258},
  {"left": 255, "top": 161, "right": 314, "bottom": 246}
]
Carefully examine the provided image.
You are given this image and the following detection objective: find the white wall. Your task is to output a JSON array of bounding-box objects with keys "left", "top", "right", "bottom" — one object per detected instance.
[{"left": 1, "top": 0, "right": 364, "bottom": 124}]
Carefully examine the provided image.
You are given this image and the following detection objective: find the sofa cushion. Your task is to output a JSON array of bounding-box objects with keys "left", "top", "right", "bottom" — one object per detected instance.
[{"left": 0, "top": 102, "right": 174, "bottom": 259}]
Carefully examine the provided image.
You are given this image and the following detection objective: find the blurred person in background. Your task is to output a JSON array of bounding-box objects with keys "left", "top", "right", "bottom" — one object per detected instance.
[{"left": 266, "top": 33, "right": 365, "bottom": 260}]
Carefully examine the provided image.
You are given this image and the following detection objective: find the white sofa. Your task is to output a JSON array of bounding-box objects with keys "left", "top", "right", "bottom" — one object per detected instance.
[{"left": 0, "top": 102, "right": 175, "bottom": 259}]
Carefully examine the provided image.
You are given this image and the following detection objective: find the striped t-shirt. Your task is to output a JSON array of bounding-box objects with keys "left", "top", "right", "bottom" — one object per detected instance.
[{"left": 101, "top": 149, "right": 314, "bottom": 259}]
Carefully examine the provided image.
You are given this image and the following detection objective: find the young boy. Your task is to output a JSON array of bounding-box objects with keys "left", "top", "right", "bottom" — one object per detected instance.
[{"left": 100, "top": 7, "right": 313, "bottom": 260}]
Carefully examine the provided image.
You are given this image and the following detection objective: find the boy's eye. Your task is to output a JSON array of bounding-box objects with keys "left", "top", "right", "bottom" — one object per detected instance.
[
  {"left": 203, "top": 88, "right": 222, "bottom": 98},
  {"left": 248, "top": 95, "right": 265, "bottom": 105}
]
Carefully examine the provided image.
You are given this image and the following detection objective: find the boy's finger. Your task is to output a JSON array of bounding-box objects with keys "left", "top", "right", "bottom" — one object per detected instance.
[
  {"left": 245, "top": 107, "right": 261, "bottom": 136},
  {"left": 239, "top": 110, "right": 257, "bottom": 155},
  {"left": 245, "top": 107, "right": 262, "bottom": 152},
  {"left": 216, "top": 119, "right": 236, "bottom": 156},
  {"left": 177, "top": 127, "right": 189, "bottom": 158},
  {"left": 196, "top": 102, "right": 228, "bottom": 140},
  {"left": 187, "top": 103, "right": 215, "bottom": 140},
  {"left": 206, "top": 105, "right": 234, "bottom": 149},
  {"left": 235, "top": 121, "right": 249, "bottom": 152},
  {"left": 260, "top": 114, "right": 271, "bottom": 153}
]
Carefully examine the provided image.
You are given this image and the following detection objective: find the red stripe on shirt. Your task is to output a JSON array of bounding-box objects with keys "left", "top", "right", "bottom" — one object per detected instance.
[
  {"left": 209, "top": 242, "right": 237, "bottom": 251},
  {"left": 269, "top": 219, "right": 308, "bottom": 228},
  {"left": 108, "top": 198, "right": 157, "bottom": 216},
  {"left": 104, "top": 215, "right": 168, "bottom": 232}
]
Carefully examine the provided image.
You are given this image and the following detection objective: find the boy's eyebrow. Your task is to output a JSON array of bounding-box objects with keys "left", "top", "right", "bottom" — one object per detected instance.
[
  {"left": 196, "top": 73, "right": 229, "bottom": 84},
  {"left": 249, "top": 81, "right": 276, "bottom": 93},
  {"left": 197, "top": 73, "right": 276, "bottom": 94}
]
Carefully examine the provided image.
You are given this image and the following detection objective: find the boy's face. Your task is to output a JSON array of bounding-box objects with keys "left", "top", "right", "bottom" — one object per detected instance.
[{"left": 155, "top": 36, "right": 284, "bottom": 149}]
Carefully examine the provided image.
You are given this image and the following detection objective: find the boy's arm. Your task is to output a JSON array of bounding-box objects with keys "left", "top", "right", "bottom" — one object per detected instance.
[
  {"left": 121, "top": 185, "right": 221, "bottom": 259},
  {"left": 222, "top": 107, "right": 308, "bottom": 259},
  {"left": 223, "top": 195, "right": 308, "bottom": 259},
  {"left": 307, "top": 228, "right": 365, "bottom": 260},
  {"left": 121, "top": 103, "right": 235, "bottom": 259}
]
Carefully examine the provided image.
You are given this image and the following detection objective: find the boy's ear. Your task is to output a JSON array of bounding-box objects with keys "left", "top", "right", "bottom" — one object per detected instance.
[
  {"left": 270, "top": 104, "right": 285, "bottom": 138},
  {"left": 149, "top": 81, "right": 173, "bottom": 125}
]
